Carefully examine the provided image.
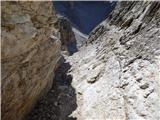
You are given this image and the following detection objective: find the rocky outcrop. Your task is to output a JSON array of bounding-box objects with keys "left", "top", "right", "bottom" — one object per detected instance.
[
  {"left": 56, "top": 17, "right": 75, "bottom": 45},
  {"left": 65, "top": 1, "right": 160, "bottom": 120},
  {"left": 1, "top": 1, "right": 61, "bottom": 120},
  {"left": 55, "top": 17, "right": 78, "bottom": 55}
]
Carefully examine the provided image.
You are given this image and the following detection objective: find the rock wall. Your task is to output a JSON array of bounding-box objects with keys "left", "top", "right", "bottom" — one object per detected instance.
[
  {"left": 66, "top": 1, "right": 160, "bottom": 120},
  {"left": 55, "top": 17, "right": 78, "bottom": 55},
  {"left": 1, "top": 2, "right": 61, "bottom": 120},
  {"left": 55, "top": 17, "right": 75, "bottom": 46}
]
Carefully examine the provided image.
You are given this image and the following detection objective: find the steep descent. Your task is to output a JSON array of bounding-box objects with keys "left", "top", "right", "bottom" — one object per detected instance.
[
  {"left": 27, "top": 1, "right": 160, "bottom": 120},
  {"left": 66, "top": 1, "right": 160, "bottom": 120}
]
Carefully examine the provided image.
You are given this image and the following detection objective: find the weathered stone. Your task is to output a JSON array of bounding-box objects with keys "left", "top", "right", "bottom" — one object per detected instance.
[
  {"left": 65, "top": 1, "right": 160, "bottom": 120},
  {"left": 1, "top": 1, "right": 61, "bottom": 120},
  {"left": 56, "top": 17, "right": 78, "bottom": 55},
  {"left": 140, "top": 83, "right": 149, "bottom": 90},
  {"left": 3, "top": 1, "right": 160, "bottom": 120}
]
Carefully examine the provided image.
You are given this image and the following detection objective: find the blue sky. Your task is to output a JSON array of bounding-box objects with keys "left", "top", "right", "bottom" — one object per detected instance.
[{"left": 54, "top": 1, "right": 116, "bottom": 34}]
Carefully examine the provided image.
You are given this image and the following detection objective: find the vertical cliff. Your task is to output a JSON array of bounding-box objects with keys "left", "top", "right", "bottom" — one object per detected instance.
[
  {"left": 1, "top": 2, "right": 61, "bottom": 120},
  {"left": 55, "top": 17, "right": 77, "bottom": 55}
]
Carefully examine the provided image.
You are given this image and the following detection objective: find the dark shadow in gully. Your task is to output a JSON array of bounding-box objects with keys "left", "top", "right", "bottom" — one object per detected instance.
[{"left": 27, "top": 56, "right": 77, "bottom": 120}]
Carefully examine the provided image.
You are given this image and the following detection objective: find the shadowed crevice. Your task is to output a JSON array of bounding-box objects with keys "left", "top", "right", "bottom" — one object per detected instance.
[{"left": 27, "top": 56, "right": 77, "bottom": 120}]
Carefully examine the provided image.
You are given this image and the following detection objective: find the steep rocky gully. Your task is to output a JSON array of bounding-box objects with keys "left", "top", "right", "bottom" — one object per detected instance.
[{"left": 1, "top": 1, "right": 160, "bottom": 120}]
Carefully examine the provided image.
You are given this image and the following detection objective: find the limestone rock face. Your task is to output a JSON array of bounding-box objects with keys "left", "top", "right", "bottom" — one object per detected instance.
[
  {"left": 1, "top": 2, "right": 61, "bottom": 120},
  {"left": 65, "top": 1, "right": 160, "bottom": 120}
]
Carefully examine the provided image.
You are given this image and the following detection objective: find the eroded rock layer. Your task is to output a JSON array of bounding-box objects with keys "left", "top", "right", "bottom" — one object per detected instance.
[
  {"left": 66, "top": 1, "right": 160, "bottom": 120},
  {"left": 1, "top": 2, "right": 61, "bottom": 120}
]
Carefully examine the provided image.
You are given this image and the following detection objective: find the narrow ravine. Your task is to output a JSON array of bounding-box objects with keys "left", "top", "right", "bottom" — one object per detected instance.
[
  {"left": 27, "top": 1, "right": 160, "bottom": 120},
  {"left": 27, "top": 13, "right": 87, "bottom": 120},
  {"left": 1, "top": 1, "right": 160, "bottom": 120},
  {"left": 27, "top": 56, "right": 77, "bottom": 120}
]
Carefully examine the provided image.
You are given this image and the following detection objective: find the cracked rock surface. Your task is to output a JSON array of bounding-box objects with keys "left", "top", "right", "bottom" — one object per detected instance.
[
  {"left": 65, "top": 1, "right": 160, "bottom": 120},
  {"left": 1, "top": 2, "right": 61, "bottom": 120}
]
